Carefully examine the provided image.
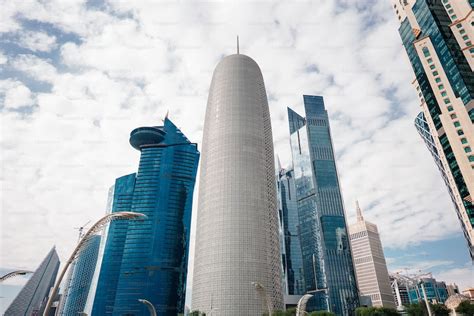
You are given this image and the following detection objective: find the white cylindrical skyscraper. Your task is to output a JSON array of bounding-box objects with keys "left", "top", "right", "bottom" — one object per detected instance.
[{"left": 192, "top": 52, "right": 284, "bottom": 315}]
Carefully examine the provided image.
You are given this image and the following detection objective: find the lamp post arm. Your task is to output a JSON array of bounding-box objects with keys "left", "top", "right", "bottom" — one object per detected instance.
[{"left": 42, "top": 212, "right": 146, "bottom": 316}]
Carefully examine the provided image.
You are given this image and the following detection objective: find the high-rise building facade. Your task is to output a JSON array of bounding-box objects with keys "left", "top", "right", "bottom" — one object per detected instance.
[
  {"left": 287, "top": 95, "right": 358, "bottom": 315},
  {"left": 348, "top": 202, "right": 395, "bottom": 308},
  {"left": 192, "top": 52, "right": 284, "bottom": 315},
  {"left": 392, "top": 0, "right": 474, "bottom": 260},
  {"left": 389, "top": 275, "right": 411, "bottom": 309},
  {"left": 58, "top": 235, "right": 101, "bottom": 315},
  {"left": 408, "top": 278, "right": 449, "bottom": 304},
  {"left": 5, "top": 247, "right": 60, "bottom": 316},
  {"left": 92, "top": 118, "right": 199, "bottom": 316},
  {"left": 277, "top": 167, "right": 305, "bottom": 307}
]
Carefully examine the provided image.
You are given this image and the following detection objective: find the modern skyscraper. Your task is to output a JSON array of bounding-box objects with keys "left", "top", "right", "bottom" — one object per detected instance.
[
  {"left": 192, "top": 50, "right": 284, "bottom": 315},
  {"left": 392, "top": 0, "right": 474, "bottom": 260},
  {"left": 58, "top": 235, "right": 101, "bottom": 315},
  {"left": 348, "top": 202, "right": 395, "bottom": 308},
  {"left": 287, "top": 95, "right": 358, "bottom": 315},
  {"left": 5, "top": 247, "right": 60, "bottom": 316},
  {"left": 92, "top": 118, "right": 199, "bottom": 316},
  {"left": 277, "top": 166, "right": 305, "bottom": 308},
  {"left": 389, "top": 275, "right": 410, "bottom": 309}
]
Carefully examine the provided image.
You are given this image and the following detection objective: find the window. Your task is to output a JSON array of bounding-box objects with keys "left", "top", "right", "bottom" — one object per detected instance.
[
  {"left": 466, "top": 41, "right": 472, "bottom": 46},
  {"left": 463, "top": 35, "right": 469, "bottom": 41},
  {"left": 438, "top": 84, "right": 444, "bottom": 90},
  {"left": 435, "top": 78, "right": 442, "bottom": 83},
  {"left": 450, "top": 113, "right": 457, "bottom": 119},
  {"left": 460, "top": 29, "right": 466, "bottom": 34},
  {"left": 469, "top": 155, "right": 474, "bottom": 162},
  {"left": 470, "top": 48, "right": 474, "bottom": 53},
  {"left": 458, "top": 129, "right": 464, "bottom": 135},
  {"left": 447, "top": 106, "right": 454, "bottom": 111},
  {"left": 465, "top": 147, "right": 472, "bottom": 153},
  {"left": 445, "top": 4, "right": 451, "bottom": 8},
  {"left": 423, "top": 47, "right": 431, "bottom": 57},
  {"left": 452, "top": 15, "right": 457, "bottom": 20},
  {"left": 454, "top": 121, "right": 461, "bottom": 127},
  {"left": 461, "top": 138, "right": 467, "bottom": 144},
  {"left": 456, "top": 23, "right": 462, "bottom": 28},
  {"left": 441, "top": 91, "right": 448, "bottom": 97},
  {"left": 427, "top": 58, "right": 433, "bottom": 63},
  {"left": 430, "top": 64, "right": 436, "bottom": 70},
  {"left": 444, "top": 98, "right": 450, "bottom": 104},
  {"left": 448, "top": 9, "right": 454, "bottom": 14},
  {"left": 433, "top": 71, "right": 439, "bottom": 76}
]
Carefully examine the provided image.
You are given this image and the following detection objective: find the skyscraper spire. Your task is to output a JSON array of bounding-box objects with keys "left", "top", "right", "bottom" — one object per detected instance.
[
  {"left": 356, "top": 200, "right": 364, "bottom": 222},
  {"left": 237, "top": 35, "right": 239, "bottom": 54}
]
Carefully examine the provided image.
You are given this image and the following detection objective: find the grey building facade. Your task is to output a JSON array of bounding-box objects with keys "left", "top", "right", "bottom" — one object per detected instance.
[
  {"left": 5, "top": 247, "right": 60, "bottom": 316},
  {"left": 192, "top": 52, "right": 284, "bottom": 315}
]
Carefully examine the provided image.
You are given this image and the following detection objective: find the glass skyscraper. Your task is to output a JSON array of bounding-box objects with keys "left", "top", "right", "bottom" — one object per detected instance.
[
  {"left": 5, "top": 247, "right": 60, "bottom": 316},
  {"left": 58, "top": 235, "right": 101, "bottom": 315},
  {"left": 392, "top": 0, "right": 474, "bottom": 260},
  {"left": 277, "top": 167, "right": 305, "bottom": 307},
  {"left": 287, "top": 95, "right": 358, "bottom": 316},
  {"left": 92, "top": 118, "right": 199, "bottom": 316}
]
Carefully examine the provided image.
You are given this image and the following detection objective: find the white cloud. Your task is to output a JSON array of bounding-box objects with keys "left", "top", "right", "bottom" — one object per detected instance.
[
  {"left": 0, "top": 0, "right": 471, "bottom": 312},
  {"left": 435, "top": 266, "right": 474, "bottom": 292},
  {"left": 17, "top": 31, "right": 58, "bottom": 52},
  {"left": 0, "top": 51, "right": 7, "bottom": 65},
  {"left": 0, "top": 79, "right": 35, "bottom": 109}
]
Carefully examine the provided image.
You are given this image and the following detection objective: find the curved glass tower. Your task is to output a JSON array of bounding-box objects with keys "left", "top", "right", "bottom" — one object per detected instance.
[
  {"left": 192, "top": 53, "right": 284, "bottom": 315},
  {"left": 92, "top": 118, "right": 199, "bottom": 316}
]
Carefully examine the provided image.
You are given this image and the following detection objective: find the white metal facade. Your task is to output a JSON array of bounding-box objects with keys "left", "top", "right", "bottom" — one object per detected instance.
[{"left": 192, "top": 54, "right": 284, "bottom": 315}]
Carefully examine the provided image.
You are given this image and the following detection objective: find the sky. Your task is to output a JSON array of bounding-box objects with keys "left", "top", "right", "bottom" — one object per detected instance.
[{"left": 0, "top": 0, "right": 473, "bottom": 313}]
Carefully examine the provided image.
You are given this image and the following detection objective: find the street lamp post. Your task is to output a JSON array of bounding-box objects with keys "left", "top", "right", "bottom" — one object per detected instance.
[
  {"left": 296, "top": 294, "right": 313, "bottom": 316},
  {"left": 0, "top": 270, "right": 33, "bottom": 283},
  {"left": 42, "top": 212, "right": 146, "bottom": 316},
  {"left": 252, "top": 282, "right": 272, "bottom": 316},
  {"left": 138, "top": 299, "right": 157, "bottom": 316}
]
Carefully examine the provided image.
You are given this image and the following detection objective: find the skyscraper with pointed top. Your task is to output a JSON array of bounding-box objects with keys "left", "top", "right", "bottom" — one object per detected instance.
[
  {"left": 287, "top": 95, "right": 358, "bottom": 315},
  {"left": 5, "top": 247, "right": 60, "bottom": 316},
  {"left": 192, "top": 44, "right": 284, "bottom": 315},
  {"left": 348, "top": 202, "right": 395, "bottom": 308}
]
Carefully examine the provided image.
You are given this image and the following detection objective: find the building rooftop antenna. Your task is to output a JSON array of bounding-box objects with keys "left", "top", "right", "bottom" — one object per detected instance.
[{"left": 237, "top": 35, "right": 239, "bottom": 54}]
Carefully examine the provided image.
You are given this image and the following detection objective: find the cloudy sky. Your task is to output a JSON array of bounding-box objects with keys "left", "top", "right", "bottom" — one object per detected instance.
[{"left": 1, "top": 0, "right": 472, "bottom": 312}]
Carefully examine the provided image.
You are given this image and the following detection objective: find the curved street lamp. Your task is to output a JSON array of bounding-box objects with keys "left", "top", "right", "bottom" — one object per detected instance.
[
  {"left": 296, "top": 294, "right": 313, "bottom": 316},
  {"left": 0, "top": 270, "right": 33, "bottom": 283},
  {"left": 251, "top": 282, "right": 272, "bottom": 316},
  {"left": 42, "top": 211, "right": 147, "bottom": 316},
  {"left": 138, "top": 299, "right": 157, "bottom": 316}
]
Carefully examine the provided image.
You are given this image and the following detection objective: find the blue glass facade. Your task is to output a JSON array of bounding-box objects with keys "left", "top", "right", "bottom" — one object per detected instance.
[
  {"left": 407, "top": 278, "right": 448, "bottom": 304},
  {"left": 60, "top": 235, "right": 101, "bottom": 315},
  {"left": 277, "top": 168, "right": 305, "bottom": 299},
  {"left": 398, "top": 0, "right": 474, "bottom": 259},
  {"left": 287, "top": 95, "right": 358, "bottom": 316},
  {"left": 92, "top": 118, "right": 199, "bottom": 316}
]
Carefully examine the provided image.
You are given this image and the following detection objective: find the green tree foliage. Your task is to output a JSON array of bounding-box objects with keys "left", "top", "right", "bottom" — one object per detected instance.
[
  {"left": 355, "top": 306, "right": 400, "bottom": 316},
  {"left": 405, "top": 303, "right": 427, "bottom": 316},
  {"left": 431, "top": 304, "right": 449, "bottom": 316},
  {"left": 456, "top": 301, "right": 474, "bottom": 316}
]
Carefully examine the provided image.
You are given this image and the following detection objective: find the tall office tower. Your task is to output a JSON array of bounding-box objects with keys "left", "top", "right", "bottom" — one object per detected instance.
[
  {"left": 5, "top": 247, "right": 60, "bottom": 316},
  {"left": 58, "top": 235, "right": 101, "bottom": 315},
  {"left": 389, "top": 276, "right": 410, "bottom": 309},
  {"left": 392, "top": 0, "right": 474, "bottom": 260},
  {"left": 277, "top": 166, "right": 305, "bottom": 308},
  {"left": 92, "top": 118, "right": 199, "bottom": 316},
  {"left": 287, "top": 95, "right": 358, "bottom": 315},
  {"left": 348, "top": 202, "right": 395, "bottom": 308},
  {"left": 192, "top": 50, "right": 284, "bottom": 315}
]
